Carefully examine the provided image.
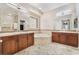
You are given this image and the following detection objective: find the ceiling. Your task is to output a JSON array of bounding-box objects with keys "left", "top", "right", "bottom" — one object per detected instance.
[
  {"left": 0, "top": 3, "right": 18, "bottom": 15},
  {"left": 29, "top": 3, "right": 69, "bottom": 12},
  {"left": 0, "top": 3, "right": 69, "bottom": 15}
]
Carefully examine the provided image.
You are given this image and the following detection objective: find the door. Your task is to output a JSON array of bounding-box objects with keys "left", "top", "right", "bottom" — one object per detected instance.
[
  {"left": 52, "top": 32, "right": 60, "bottom": 43},
  {"left": 2, "top": 36, "right": 17, "bottom": 54},
  {"left": 66, "top": 33, "right": 78, "bottom": 47},
  {"left": 20, "top": 24, "right": 24, "bottom": 30},
  {"left": 18, "top": 34, "right": 28, "bottom": 51},
  {"left": 59, "top": 33, "right": 66, "bottom": 44},
  {"left": 27, "top": 33, "right": 34, "bottom": 47}
]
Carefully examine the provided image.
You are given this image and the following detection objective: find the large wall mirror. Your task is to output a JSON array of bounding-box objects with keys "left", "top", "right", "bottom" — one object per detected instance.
[{"left": 0, "top": 4, "right": 18, "bottom": 32}]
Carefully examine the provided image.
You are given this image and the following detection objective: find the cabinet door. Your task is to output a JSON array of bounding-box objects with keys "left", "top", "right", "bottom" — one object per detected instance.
[
  {"left": 52, "top": 32, "right": 60, "bottom": 43},
  {"left": 2, "top": 36, "right": 17, "bottom": 54},
  {"left": 59, "top": 33, "right": 66, "bottom": 44},
  {"left": 0, "top": 43, "right": 2, "bottom": 54},
  {"left": 18, "top": 34, "right": 28, "bottom": 51},
  {"left": 66, "top": 33, "right": 78, "bottom": 47},
  {"left": 27, "top": 33, "right": 34, "bottom": 47}
]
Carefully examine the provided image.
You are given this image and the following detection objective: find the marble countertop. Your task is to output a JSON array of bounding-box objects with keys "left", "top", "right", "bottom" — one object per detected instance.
[
  {"left": 0, "top": 31, "right": 36, "bottom": 37},
  {"left": 0, "top": 30, "right": 79, "bottom": 37},
  {"left": 52, "top": 30, "right": 79, "bottom": 33}
]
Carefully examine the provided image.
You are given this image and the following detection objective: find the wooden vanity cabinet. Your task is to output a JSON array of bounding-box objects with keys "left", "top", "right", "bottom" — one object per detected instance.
[
  {"left": 2, "top": 36, "right": 18, "bottom": 55},
  {"left": 27, "top": 33, "right": 34, "bottom": 47},
  {"left": 18, "top": 34, "right": 28, "bottom": 51},
  {"left": 0, "top": 33, "right": 34, "bottom": 55},
  {"left": 52, "top": 32, "right": 78, "bottom": 47},
  {"left": 52, "top": 32, "right": 60, "bottom": 43},
  {"left": 66, "top": 33, "right": 78, "bottom": 47}
]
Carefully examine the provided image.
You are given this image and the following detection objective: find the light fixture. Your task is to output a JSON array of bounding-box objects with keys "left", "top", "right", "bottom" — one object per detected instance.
[
  {"left": 8, "top": 13, "right": 12, "bottom": 16},
  {"left": 38, "top": 7, "right": 42, "bottom": 10}
]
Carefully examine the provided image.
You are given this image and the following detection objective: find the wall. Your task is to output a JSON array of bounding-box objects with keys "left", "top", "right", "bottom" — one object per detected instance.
[
  {"left": 40, "top": 11, "right": 55, "bottom": 30},
  {"left": 40, "top": 3, "right": 77, "bottom": 30}
]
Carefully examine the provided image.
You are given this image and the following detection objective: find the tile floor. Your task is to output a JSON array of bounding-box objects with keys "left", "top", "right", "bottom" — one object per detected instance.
[{"left": 15, "top": 37, "right": 79, "bottom": 55}]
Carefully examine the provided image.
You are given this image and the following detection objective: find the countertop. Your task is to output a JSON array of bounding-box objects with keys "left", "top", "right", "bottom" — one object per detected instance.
[
  {"left": 0, "top": 31, "right": 36, "bottom": 37},
  {"left": 0, "top": 30, "right": 79, "bottom": 37},
  {"left": 52, "top": 30, "right": 79, "bottom": 33}
]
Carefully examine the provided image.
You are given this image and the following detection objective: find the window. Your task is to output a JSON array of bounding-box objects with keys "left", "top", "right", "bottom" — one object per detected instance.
[{"left": 28, "top": 16, "right": 39, "bottom": 29}]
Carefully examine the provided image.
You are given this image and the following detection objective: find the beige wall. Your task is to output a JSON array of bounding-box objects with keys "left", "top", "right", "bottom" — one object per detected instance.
[
  {"left": 40, "top": 3, "right": 77, "bottom": 30},
  {"left": 40, "top": 10, "right": 55, "bottom": 30}
]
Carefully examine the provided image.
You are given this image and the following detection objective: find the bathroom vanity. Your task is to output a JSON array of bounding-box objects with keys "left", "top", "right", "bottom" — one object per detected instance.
[
  {"left": 52, "top": 31, "right": 78, "bottom": 47},
  {"left": 0, "top": 31, "right": 34, "bottom": 55}
]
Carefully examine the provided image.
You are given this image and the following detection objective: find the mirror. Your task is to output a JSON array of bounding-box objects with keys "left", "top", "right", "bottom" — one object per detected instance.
[
  {"left": 62, "top": 19, "right": 70, "bottom": 30},
  {"left": 54, "top": 4, "right": 78, "bottom": 31},
  {"left": 74, "top": 18, "right": 78, "bottom": 28},
  {"left": 0, "top": 4, "right": 18, "bottom": 32}
]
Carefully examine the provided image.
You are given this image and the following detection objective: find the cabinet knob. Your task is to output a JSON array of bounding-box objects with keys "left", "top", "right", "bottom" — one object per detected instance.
[{"left": 0, "top": 40, "right": 3, "bottom": 43}]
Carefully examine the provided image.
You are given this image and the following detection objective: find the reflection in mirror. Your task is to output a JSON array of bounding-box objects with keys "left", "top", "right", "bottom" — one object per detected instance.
[
  {"left": 62, "top": 19, "right": 70, "bottom": 30},
  {"left": 0, "top": 4, "right": 18, "bottom": 32},
  {"left": 74, "top": 18, "right": 78, "bottom": 28}
]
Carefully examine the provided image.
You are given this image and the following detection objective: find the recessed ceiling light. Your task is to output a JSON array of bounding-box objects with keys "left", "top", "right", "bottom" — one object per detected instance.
[
  {"left": 39, "top": 8, "right": 42, "bottom": 10},
  {"left": 8, "top": 14, "right": 12, "bottom": 16}
]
